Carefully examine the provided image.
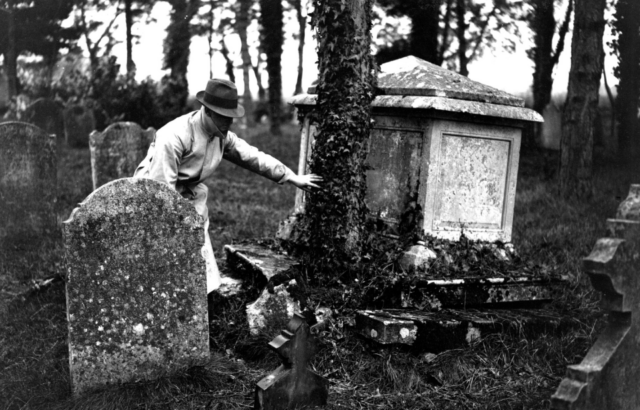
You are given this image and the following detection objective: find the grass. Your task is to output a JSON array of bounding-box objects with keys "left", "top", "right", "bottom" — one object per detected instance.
[{"left": 1, "top": 120, "right": 637, "bottom": 409}]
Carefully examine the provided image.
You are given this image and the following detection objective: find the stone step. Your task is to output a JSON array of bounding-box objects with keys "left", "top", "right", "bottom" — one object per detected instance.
[
  {"left": 355, "top": 308, "right": 577, "bottom": 351},
  {"left": 224, "top": 243, "right": 567, "bottom": 309},
  {"left": 400, "top": 276, "right": 568, "bottom": 310}
]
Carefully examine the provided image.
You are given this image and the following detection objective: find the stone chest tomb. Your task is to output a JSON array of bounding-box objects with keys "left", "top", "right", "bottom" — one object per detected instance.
[
  {"left": 291, "top": 56, "right": 543, "bottom": 242},
  {"left": 64, "top": 178, "right": 209, "bottom": 394}
]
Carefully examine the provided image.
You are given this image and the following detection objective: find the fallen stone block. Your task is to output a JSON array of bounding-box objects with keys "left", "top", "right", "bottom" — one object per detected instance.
[
  {"left": 224, "top": 243, "right": 296, "bottom": 291},
  {"left": 356, "top": 308, "right": 576, "bottom": 352}
]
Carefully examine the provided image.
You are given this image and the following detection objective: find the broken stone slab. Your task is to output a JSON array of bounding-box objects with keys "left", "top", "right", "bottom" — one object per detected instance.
[
  {"left": 356, "top": 308, "right": 576, "bottom": 352},
  {"left": 255, "top": 313, "right": 329, "bottom": 410},
  {"left": 247, "top": 280, "right": 301, "bottom": 336},
  {"left": 224, "top": 243, "right": 296, "bottom": 290},
  {"left": 551, "top": 184, "right": 640, "bottom": 410},
  {"left": 400, "top": 275, "right": 567, "bottom": 310}
]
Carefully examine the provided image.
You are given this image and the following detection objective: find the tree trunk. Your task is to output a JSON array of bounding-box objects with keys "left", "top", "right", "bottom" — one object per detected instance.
[
  {"left": 559, "top": 0, "right": 606, "bottom": 198},
  {"left": 410, "top": 0, "right": 440, "bottom": 64},
  {"left": 4, "top": 8, "right": 18, "bottom": 98},
  {"left": 455, "top": 0, "right": 468, "bottom": 76},
  {"left": 259, "top": 0, "right": 283, "bottom": 135},
  {"left": 238, "top": 0, "right": 254, "bottom": 124},
  {"left": 163, "top": 0, "right": 199, "bottom": 110},
  {"left": 207, "top": 0, "right": 214, "bottom": 79},
  {"left": 252, "top": 60, "right": 266, "bottom": 101},
  {"left": 293, "top": 0, "right": 305, "bottom": 95},
  {"left": 438, "top": 0, "right": 453, "bottom": 65},
  {"left": 303, "top": 0, "right": 375, "bottom": 267},
  {"left": 219, "top": 39, "right": 236, "bottom": 83},
  {"left": 530, "top": 0, "right": 555, "bottom": 116},
  {"left": 125, "top": 0, "right": 135, "bottom": 75},
  {"left": 615, "top": 0, "right": 640, "bottom": 162}
]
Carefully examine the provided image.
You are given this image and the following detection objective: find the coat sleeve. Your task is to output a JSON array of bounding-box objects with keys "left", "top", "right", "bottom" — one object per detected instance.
[
  {"left": 143, "top": 127, "right": 185, "bottom": 189},
  {"left": 222, "top": 133, "right": 294, "bottom": 184}
]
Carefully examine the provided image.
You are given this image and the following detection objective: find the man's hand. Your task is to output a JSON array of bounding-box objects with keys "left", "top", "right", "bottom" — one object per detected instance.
[{"left": 287, "top": 173, "right": 323, "bottom": 192}]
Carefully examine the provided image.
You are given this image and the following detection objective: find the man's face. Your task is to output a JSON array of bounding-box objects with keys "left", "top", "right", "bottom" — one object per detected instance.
[{"left": 209, "top": 110, "right": 234, "bottom": 135}]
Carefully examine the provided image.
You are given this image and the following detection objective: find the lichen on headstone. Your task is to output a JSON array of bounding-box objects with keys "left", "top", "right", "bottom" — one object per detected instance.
[{"left": 64, "top": 177, "right": 209, "bottom": 394}]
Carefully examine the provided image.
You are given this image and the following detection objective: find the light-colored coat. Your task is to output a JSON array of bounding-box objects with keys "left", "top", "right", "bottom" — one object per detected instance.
[{"left": 134, "top": 109, "right": 293, "bottom": 292}]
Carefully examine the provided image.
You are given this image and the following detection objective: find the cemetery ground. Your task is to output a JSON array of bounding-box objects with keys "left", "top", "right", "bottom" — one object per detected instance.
[{"left": 1, "top": 122, "right": 636, "bottom": 410}]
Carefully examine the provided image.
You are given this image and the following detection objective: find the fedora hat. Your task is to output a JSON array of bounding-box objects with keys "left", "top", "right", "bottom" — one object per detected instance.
[{"left": 196, "top": 78, "right": 245, "bottom": 118}]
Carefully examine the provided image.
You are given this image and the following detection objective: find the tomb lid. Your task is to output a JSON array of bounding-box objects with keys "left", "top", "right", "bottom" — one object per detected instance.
[{"left": 306, "top": 55, "right": 525, "bottom": 108}]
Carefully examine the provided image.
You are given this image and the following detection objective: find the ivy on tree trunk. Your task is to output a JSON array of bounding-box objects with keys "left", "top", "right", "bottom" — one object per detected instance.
[
  {"left": 559, "top": 0, "right": 606, "bottom": 198},
  {"left": 299, "top": 0, "right": 375, "bottom": 275}
]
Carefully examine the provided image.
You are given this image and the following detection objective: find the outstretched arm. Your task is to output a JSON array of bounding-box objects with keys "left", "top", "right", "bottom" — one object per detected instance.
[{"left": 287, "top": 173, "right": 323, "bottom": 192}]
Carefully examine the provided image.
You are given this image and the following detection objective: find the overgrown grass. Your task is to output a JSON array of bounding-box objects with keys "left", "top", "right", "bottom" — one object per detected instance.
[{"left": 1, "top": 121, "right": 637, "bottom": 409}]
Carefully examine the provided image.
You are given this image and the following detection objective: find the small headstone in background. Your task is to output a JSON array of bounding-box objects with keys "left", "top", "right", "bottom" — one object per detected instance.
[
  {"left": 255, "top": 313, "right": 329, "bottom": 410},
  {"left": 63, "top": 104, "right": 96, "bottom": 148},
  {"left": 0, "top": 121, "right": 57, "bottom": 249},
  {"left": 89, "top": 122, "right": 155, "bottom": 191},
  {"left": 539, "top": 102, "right": 561, "bottom": 150},
  {"left": 22, "top": 98, "right": 65, "bottom": 141},
  {"left": 64, "top": 178, "right": 209, "bottom": 395},
  {"left": 0, "top": 70, "right": 9, "bottom": 112}
]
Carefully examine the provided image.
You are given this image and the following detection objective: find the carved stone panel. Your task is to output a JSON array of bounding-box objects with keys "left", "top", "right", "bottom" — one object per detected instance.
[{"left": 423, "top": 120, "right": 520, "bottom": 242}]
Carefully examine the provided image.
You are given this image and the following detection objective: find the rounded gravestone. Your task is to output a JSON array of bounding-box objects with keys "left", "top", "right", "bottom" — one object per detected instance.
[
  {"left": 64, "top": 177, "right": 209, "bottom": 394},
  {"left": 89, "top": 122, "right": 155, "bottom": 191},
  {"left": 0, "top": 121, "right": 57, "bottom": 248}
]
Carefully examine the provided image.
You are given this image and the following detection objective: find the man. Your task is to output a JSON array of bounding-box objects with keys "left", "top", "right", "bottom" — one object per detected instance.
[{"left": 134, "top": 78, "right": 321, "bottom": 293}]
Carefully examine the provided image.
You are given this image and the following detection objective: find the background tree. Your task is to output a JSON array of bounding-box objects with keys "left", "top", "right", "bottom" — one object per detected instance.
[
  {"left": 75, "top": 0, "right": 122, "bottom": 71},
  {"left": 0, "top": 0, "right": 78, "bottom": 98},
  {"left": 163, "top": 0, "right": 200, "bottom": 112},
  {"left": 376, "top": 0, "right": 442, "bottom": 64},
  {"left": 123, "top": 0, "right": 154, "bottom": 75},
  {"left": 237, "top": 0, "right": 255, "bottom": 124},
  {"left": 259, "top": 0, "right": 284, "bottom": 135},
  {"left": 611, "top": 0, "right": 640, "bottom": 162},
  {"left": 288, "top": 0, "right": 307, "bottom": 95},
  {"left": 559, "top": 0, "right": 606, "bottom": 197},
  {"left": 525, "top": 0, "right": 572, "bottom": 148},
  {"left": 374, "top": 0, "right": 524, "bottom": 76}
]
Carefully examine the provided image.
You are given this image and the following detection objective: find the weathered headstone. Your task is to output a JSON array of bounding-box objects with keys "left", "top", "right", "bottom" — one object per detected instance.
[
  {"left": 551, "top": 184, "right": 640, "bottom": 409},
  {"left": 89, "top": 122, "right": 155, "bottom": 191},
  {"left": 539, "top": 102, "right": 561, "bottom": 150},
  {"left": 64, "top": 104, "right": 96, "bottom": 148},
  {"left": 22, "top": 98, "right": 65, "bottom": 141},
  {"left": 255, "top": 313, "right": 329, "bottom": 410},
  {"left": 0, "top": 122, "right": 57, "bottom": 249},
  {"left": 64, "top": 178, "right": 209, "bottom": 395},
  {"left": 0, "top": 70, "right": 9, "bottom": 111}
]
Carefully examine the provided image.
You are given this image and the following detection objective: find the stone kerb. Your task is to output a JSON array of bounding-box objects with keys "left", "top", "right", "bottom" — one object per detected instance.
[
  {"left": 64, "top": 104, "right": 96, "bottom": 148},
  {"left": 551, "top": 184, "right": 640, "bottom": 409},
  {"left": 0, "top": 121, "right": 57, "bottom": 248},
  {"left": 89, "top": 122, "right": 155, "bottom": 191},
  {"left": 64, "top": 178, "right": 209, "bottom": 395}
]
